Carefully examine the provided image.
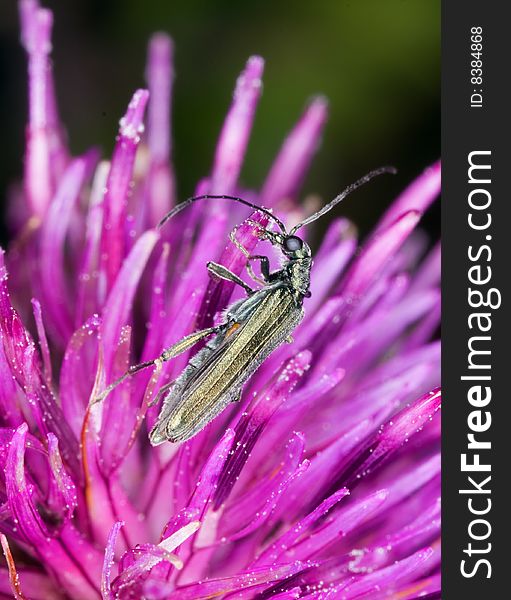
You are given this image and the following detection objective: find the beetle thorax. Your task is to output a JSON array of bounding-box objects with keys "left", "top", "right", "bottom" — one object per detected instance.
[{"left": 288, "top": 257, "right": 312, "bottom": 298}]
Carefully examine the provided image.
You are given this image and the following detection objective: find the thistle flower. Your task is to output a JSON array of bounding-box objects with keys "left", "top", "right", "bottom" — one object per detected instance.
[{"left": 0, "top": 1, "right": 441, "bottom": 598}]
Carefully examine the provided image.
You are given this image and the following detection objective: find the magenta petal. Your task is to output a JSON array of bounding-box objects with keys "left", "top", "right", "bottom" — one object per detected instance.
[
  {"left": 60, "top": 315, "right": 101, "bottom": 438},
  {"left": 46, "top": 433, "right": 78, "bottom": 522},
  {"left": 197, "top": 211, "right": 269, "bottom": 329},
  {"left": 167, "top": 561, "right": 314, "bottom": 600},
  {"left": 101, "top": 521, "right": 123, "bottom": 600},
  {"left": 341, "top": 210, "right": 422, "bottom": 303},
  {"left": 307, "top": 218, "right": 356, "bottom": 314},
  {"left": 254, "top": 488, "right": 349, "bottom": 567},
  {"left": 100, "top": 229, "right": 159, "bottom": 377},
  {"left": 0, "top": 256, "right": 80, "bottom": 476},
  {"left": 19, "top": 2, "right": 54, "bottom": 217},
  {"left": 1, "top": 533, "right": 26, "bottom": 599},
  {"left": 4, "top": 9, "right": 440, "bottom": 596},
  {"left": 339, "top": 546, "right": 436, "bottom": 599},
  {"left": 31, "top": 298, "right": 52, "bottom": 385},
  {"left": 290, "top": 489, "right": 389, "bottom": 560},
  {"left": 340, "top": 388, "right": 441, "bottom": 490},
  {"left": 100, "top": 89, "right": 150, "bottom": 291},
  {"left": 214, "top": 351, "right": 311, "bottom": 508},
  {"left": 0, "top": 568, "right": 64, "bottom": 600},
  {"left": 187, "top": 428, "right": 236, "bottom": 519},
  {"left": 221, "top": 433, "right": 307, "bottom": 541},
  {"left": 0, "top": 342, "right": 24, "bottom": 428},
  {"left": 409, "top": 241, "right": 441, "bottom": 293},
  {"left": 113, "top": 521, "right": 199, "bottom": 595},
  {"left": 145, "top": 33, "right": 176, "bottom": 225},
  {"left": 39, "top": 156, "right": 91, "bottom": 343},
  {"left": 375, "top": 161, "right": 441, "bottom": 234},
  {"left": 260, "top": 96, "right": 328, "bottom": 208},
  {"left": 6, "top": 424, "right": 100, "bottom": 599},
  {"left": 76, "top": 161, "right": 110, "bottom": 325},
  {"left": 210, "top": 56, "right": 264, "bottom": 193}
]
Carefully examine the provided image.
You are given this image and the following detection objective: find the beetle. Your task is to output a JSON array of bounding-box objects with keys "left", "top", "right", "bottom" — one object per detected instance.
[{"left": 97, "top": 166, "right": 394, "bottom": 444}]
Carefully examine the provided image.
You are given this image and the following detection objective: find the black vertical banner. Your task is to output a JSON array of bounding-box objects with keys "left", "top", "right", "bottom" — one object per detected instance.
[{"left": 443, "top": 2, "right": 508, "bottom": 598}]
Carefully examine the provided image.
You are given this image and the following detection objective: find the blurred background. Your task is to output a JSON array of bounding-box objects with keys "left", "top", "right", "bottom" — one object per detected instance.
[{"left": 0, "top": 0, "right": 439, "bottom": 244}]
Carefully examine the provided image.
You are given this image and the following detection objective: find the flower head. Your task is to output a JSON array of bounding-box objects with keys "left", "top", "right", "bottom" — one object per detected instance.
[{"left": 1, "top": 2, "right": 441, "bottom": 598}]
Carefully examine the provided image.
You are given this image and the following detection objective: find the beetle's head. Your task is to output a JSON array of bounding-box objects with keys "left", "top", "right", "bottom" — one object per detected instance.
[
  {"left": 262, "top": 230, "right": 310, "bottom": 260},
  {"left": 281, "top": 234, "right": 311, "bottom": 259}
]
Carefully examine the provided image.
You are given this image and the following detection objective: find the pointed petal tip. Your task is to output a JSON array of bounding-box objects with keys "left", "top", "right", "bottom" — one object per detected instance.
[
  {"left": 235, "top": 56, "right": 265, "bottom": 97},
  {"left": 149, "top": 31, "right": 174, "bottom": 53},
  {"left": 308, "top": 94, "right": 329, "bottom": 112},
  {"left": 246, "top": 55, "right": 265, "bottom": 72},
  {"left": 120, "top": 89, "right": 150, "bottom": 139}
]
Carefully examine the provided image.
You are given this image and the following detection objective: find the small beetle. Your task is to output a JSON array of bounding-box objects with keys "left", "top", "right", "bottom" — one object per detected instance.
[{"left": 97, "top": 167, "right": 394, "bottom": 444}]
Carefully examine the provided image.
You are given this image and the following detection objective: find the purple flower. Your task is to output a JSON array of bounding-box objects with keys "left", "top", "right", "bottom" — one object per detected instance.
[{"left": 1, "top": 1, "right": 441, "bottom": 598}]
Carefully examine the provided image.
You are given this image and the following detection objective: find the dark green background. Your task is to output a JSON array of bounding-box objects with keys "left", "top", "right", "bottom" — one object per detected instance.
[{"left": 0, "top": 0, "right": 439, "bottom": 241}]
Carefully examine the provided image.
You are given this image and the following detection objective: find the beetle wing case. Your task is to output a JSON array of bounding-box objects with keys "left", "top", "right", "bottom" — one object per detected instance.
[{"left": 149, "top": 286, "right": 304, "bottom": 444}]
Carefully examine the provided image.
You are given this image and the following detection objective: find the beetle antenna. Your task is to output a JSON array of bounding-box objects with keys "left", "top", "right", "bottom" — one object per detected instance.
[
  {"left": 158, "top": 194, "right": 288, "bottom": 234},
  {"left": 289, "top": 166, "right": 397, "bottom": 235}
]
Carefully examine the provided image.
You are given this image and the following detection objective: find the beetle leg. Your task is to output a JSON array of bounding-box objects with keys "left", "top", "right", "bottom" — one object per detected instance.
[
  {"left": 95, "top": 326, "right": 219, "bottom": 403},
  {"left": 246, "top": 254, "right": 271, "bottom": 285},
  {"left": 159, "top": 326, "right": 219, "bottom": 361},
  {"left": 147, "top": 379, "right": 176, "bottom": 408},
  {"left": 229, "top": 225, "right": 251, "bottom": 257},
  {"left": 207, "top": 261, "right": 254, "bottom": 295},
  {"left": 229, "top": 221, "right": 268, "bottom": 257}
]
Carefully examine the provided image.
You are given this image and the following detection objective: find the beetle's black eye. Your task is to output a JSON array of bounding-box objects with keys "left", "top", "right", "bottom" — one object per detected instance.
[{"left": 283, "top": 235, "right": 303, "bottom": 252}]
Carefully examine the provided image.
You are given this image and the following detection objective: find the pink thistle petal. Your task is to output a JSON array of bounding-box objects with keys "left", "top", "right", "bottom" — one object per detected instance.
[
  {"left": 187, "top": 428, "right": 236, "bottom": 520},
  {"left": 39, "top": 156, "right": 93, "bottom": 343},
  {"left": 141, "top": 243, "right": 170, "bottom": 360},
  {"left": 0, "top": 342, "right": 25, "bottom": 428},
  {"left": 6, "top": 424, "right": 101, "bottom": 599},
  {"left": 82, "top": 402, "right": 148, "bottom": 551},
  {"left": 100, "top": 89, "right": 150, "bottom": 293},
  {"left": 46, "top": 433, "right": 78, "bottom": 522},
  {"left": 280, "top": 421, "right": 372, "bottom": 519},
  {"left": 254, "top": 488, "right": 350, "bottom": 567},
  {"left": 113, "top": 521, "right": 199, "bottom": 596},
  {"left": 197, "top": 210, "right": 270, "bottom": 329},
  {"left": 340, "top": 210, "right": 422, "bottom": 303},
  {"left": 247, "top": 368, "right": 345, "bottom": 480},
  {"left": 0, "top": 533, "right": 27, "bottom": 600},
  {"left": 409, "top": 241, "right": 441, "bottom": 293},
  {"left": 307, "top": 218, "right": 356, "bottom": 314},
  {"left": 221, "top": 433, "right": 307, "bottom": 541},
  {"left": 260, "top": 96, "right": 329, "bottom": 208},
  {"left": 144, "top": 33, "right": 176, "bottom": 225},
  {"left": 76, "top": 161, "right": 110, "bottom": 325},
  {"left": 375, "top": 160, "right": 441, "bottom": 234},
  {"left": 0, "top": 255, "right": 80, "bottom": 476},
  {"left": 166, "top": 561, "right": 315, "bottom": 600},
  {"left": 210, "top": 56, "right": 264, "bottom": 194},
  {"left": 19, "top": 2, "right": 54, "bottom": 216},
  {"left": 0, "top": 570, "right": 63, "bottom": 600},
  {"left": 289, "top": 489, "right": 389, "bottom": 560},
  {"left": 101, "top": 521, "right": 124, "bottom": 600},
  {"left": 351, "top": 498, "right": 440, "bottom": 572},
  {"left": 60, "top": 315, "right": 101, "bottom": 438},
  {"left": 339, "top": 389, "right": 441, "bottom": 490},
  {"left": 214, "top": 351, "right": 311, "bottom": 508},
  {"left": 314, "top": 288, "right": 440, "bottom": 378},
  {"left": 99, "top": 325, "right": 134, "bottom": 473},
  {"left": 338, "top": 546, "right": 436, "bottom": 599},
  {"left": 100, "top": 229, "right": 159, "bottom": 378},
  {"left": 380, "top": 453, "right": 441, "bottom": 515},
  {"left": 391, "top": 572, "right": 441, "bottom": 600},
  {"left": 30, "top": 299, "right": 52, "bottom": 385}
]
